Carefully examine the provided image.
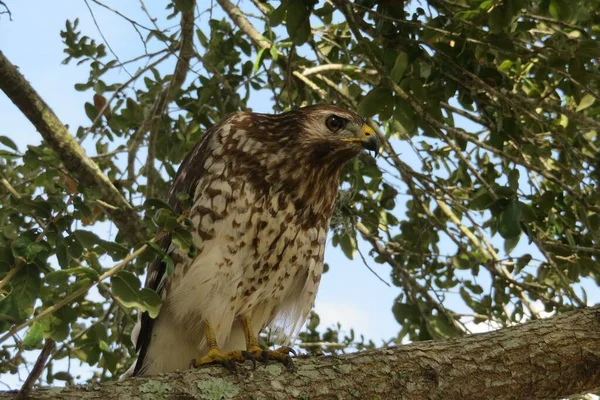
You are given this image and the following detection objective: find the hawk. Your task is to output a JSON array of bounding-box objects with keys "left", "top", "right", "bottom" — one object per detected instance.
[{"left": 126, "top": 104, "right": 379, "bottom": 376}]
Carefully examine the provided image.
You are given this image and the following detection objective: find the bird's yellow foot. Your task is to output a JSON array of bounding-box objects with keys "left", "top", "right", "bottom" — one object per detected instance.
[
  {"left": 190, "top": 348, "right": 246, "bottom": 371},
  {"left": 241, "top": 345, "right": 296, "bottom": 371}
]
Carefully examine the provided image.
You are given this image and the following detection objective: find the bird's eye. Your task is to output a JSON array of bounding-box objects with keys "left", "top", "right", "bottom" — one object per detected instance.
[{"left": 325, "top": 115, "right": 347, "bottom": 132}]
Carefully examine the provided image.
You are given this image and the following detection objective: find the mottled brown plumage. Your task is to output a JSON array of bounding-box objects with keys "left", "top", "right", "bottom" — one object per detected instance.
[{"left": 126, "top": 105, "right": 378, "bottom": 376}]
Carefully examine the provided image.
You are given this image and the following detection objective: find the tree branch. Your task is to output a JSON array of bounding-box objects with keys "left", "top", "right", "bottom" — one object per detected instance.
[
  {"left": 216, "top": 0, "right": 271, "bottom": 49},
  {"left": 3, "top": 306, "right": 599, "bottom": 399},
  {"left": 0, "top": 51, "right": 146, "bottom": 245}
]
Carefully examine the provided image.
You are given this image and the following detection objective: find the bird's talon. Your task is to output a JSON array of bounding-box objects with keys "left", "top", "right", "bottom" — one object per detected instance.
[
  {"left": 241, "top": 350, "right": 257, "bottom": 369},
  {"left": 283, "top": 356, "right": 296, "bottom": 372}
]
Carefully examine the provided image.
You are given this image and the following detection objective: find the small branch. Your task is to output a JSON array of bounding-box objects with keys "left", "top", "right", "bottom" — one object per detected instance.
[
  {"left": 0, "top": 51, "right": 147, "bottom": 245},
  {"left": 0, "top": 1, "right": 12, "bottom": 20},
  {"left": 15, "top": 339, "right": 55, "bottom": 400},
  {"left": 301, "top": 64, "right": 377, "bottom": 77},
  {"left": 0, "top": 264, "right": 24, "bottom": 294},
  {"left": 292, "top": 71, "right": 328, "bottom": 98}
]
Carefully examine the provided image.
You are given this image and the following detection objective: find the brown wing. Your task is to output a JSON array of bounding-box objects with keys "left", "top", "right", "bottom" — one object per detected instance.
[{"left": 132, "top": 120, "right": 222, "bottom": 376}]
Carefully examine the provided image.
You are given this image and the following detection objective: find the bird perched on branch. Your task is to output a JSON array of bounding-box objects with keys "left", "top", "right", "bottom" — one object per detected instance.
[{"left": 126, "top": 104, "right": 379, "bottom": 376}]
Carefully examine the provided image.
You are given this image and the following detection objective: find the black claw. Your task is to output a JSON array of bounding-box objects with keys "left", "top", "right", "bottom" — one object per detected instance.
[
  {"left": 260, "top": 350, "right": 270, "bottom": 364},
  {"left": 287, "top": 347, "right": 297, "bottom": 357},
  {"left": 241, "top": 350, "right": 257, "bottom": 369},
  {"left": 283, "top": 356, "right": 296, "bottom": 372},
  {"left": 189, "top": 358, "right": 197, "bottom": 369}
]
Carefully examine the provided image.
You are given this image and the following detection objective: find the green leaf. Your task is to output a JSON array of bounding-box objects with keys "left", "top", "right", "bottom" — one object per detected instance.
[
  {"left": 23, "top": 321, "right": 45, "bottom": 350},
  {"left": 504, "top": 235, "right": 520, "bottom": 255},
  {"left": 390, "top": 53, "right": 409, "bottom": 83},
  {"left": 98, "top": 340, "right": 110, "bottom": 352},
  {"left": 84, "top": 102, "right": 98, "bottom": 121},
  {"left": 196, "top": 29, "right": 208, "bottom": 47},
  {"left": 508, "top": 169, "right": 519, "bottom": 190},
  {"left": 172, "top": 228, "right": 194, "bottom": 257},
  {"left": 392, "top": 302, "right": 419, "bottom": 324},
  {"left": 497, "top": 200, "right": 522, "bottom": 239},
  {"left": 110, "top": 270, "right": 141, "bottom": 306},
  {"left": 270, "top": 45, "right": 278, "bottom": 62},
  {"left": 253, "top": 47, "right": 266, "bottom": 74},
  {"left": 516, "top": 254, "right": 532, "bottom": 272},
  {"left": 144, "top": 198, "right": 174, "bottom": 212},
  {"left": 7, "top": 265, "right": 41, "bottom": 320},
  {"left": 339, "top": 233, "right": 357, "bottom": 260},
  {"left": 469, "top": 188, "right": 494, "bottom": 210},
  {"left": 173, "top": 0, "right": 194, "bottom": 12},
  {"left": 97, "top": 241, "right": 128, "bottom": 260},
  {"left": 139, "top": 288, "right": 162, "bottom": 318},
  {"left": 269, "top": 3, "right": 287, "bottom": 26},
  {"left": 358, "top": 88, "right": 393, "bottom": 118},
  {"left": 576, "top": 94, "right": 595, "bottom": 112},
  {"left": 12, "top": 236, "right": 50, "bottom": 264},
  {"left": 44, "top": 269, "right": 70, "bottom": 285},
  {"left": 549, "top": 0, "right": 570, "bottom": 21},
  {"left": 0, "top": 136, "right": 18, "bottom": 151},
  {"left": 73, "top": 230, "right": 101, "bottom": 248},
  {"left": 153, "top": 208, "right": 179, "bottom": 231},
  {"left": 55, "top": 234, "right": 69, "bottom": 268},
  {"left": 111, "top": 271, "right": 162, "bottom": 317},
  {"left": 286, "top": 0, "right": 311, "bottom": 45},
  {"left": 53, "top": 372, "right": 72, "bottom": 381}
]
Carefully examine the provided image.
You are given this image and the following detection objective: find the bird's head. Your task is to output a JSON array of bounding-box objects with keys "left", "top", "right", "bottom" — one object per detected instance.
[{"left": 291, "top": 104, "right": 381, "bottom": 162}]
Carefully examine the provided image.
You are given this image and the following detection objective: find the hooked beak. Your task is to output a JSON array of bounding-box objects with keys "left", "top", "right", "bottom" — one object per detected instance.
[{"left": 360, "top": 124, "right": 380, "bottom": 157}]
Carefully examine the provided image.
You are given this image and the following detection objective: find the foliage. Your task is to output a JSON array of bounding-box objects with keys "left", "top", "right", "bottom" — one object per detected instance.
[{"left": 1, "top": 0, "right": 599, "bottom": 388}]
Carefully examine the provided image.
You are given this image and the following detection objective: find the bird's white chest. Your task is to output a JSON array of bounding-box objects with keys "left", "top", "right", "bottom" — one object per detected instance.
[{"left": 165, "top": 175, "right": 326, "bottom": 343}]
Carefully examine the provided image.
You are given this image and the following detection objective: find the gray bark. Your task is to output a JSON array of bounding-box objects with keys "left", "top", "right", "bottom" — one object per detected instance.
[{"left": 2, "top": 306, "right": 599, "bottom": 400}]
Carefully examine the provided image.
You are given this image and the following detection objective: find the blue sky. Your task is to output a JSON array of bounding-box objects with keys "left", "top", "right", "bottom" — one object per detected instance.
[{"left": 1, "top": 0, "right": 598, "bottom": 389}]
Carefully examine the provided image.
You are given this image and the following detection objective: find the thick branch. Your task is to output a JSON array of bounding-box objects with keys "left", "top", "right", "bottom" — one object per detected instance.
[
  {"left": 0, "top": 51, "right": 146, "bottom": 245},
  {"left": 4, "top": 306, "right": 599, "bottom": 399}
]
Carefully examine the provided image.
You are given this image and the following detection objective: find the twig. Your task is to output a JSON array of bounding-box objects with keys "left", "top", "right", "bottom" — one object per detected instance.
[
  {"left": 0, "top": 264, "right": 24, "bottom": 294},
  {"left": 356, "top": 245, "right": 391, "bottom": 287},
  {"left": 302, "top": 64, "right": 377, "bottom": 77},
  {"left": 84, "top": 0, "right": 132, "bottom": 77},
  {"left": 0, "top": 0, "right": 11, "bottom": 20},
  {"left": 15, "top": 339, "right": 55, "bottom": 400}
]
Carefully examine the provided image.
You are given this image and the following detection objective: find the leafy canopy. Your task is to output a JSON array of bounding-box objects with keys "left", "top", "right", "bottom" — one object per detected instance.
[{"left": 1, "top": 0, "right": 599, "bottom": 386}]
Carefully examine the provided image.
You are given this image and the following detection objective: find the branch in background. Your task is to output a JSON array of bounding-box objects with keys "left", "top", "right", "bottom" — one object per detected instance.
[
  {"left": 301, "top": 64, "right": 377, "bottom": 77},
  {"left": 0, "top": 0, "right": 11, "bottom": 20},
  {"left": 355, "top": 222, "right": 465, "bottom": 337},
  {"left": 3, "top": 306, "right": 600, "bottom": 399},
  {"left": 130, "top": 3, "right": 196, "bottom": 198},
  {"left": 217, "top": 0, "right": 271, "bottom": 49},
  {"left": 0, "top": 51, "right": 147, "bottom": 245},
  {"left": 15, "top": 339, "right": 55, "bottom": 400},
  {"left": 435, "top": 200, "right": 542, "bottom": 319}
]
